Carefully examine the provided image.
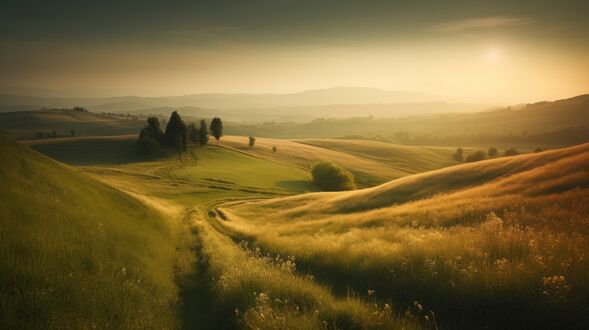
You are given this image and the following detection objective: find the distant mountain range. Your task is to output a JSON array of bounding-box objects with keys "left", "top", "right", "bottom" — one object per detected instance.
[
  {"left": 0, "top": 86, "right": 492, "bottom": 122},
  {"left": 0, "top": 86, "right": 444, "bottom": 105}
]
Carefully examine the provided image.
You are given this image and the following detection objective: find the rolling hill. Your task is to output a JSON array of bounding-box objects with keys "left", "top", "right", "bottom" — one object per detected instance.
[
  {"left": 0, "top": 109, "right": 144, "bottom": 139},
  {"left": 0, "top": 87, "right": 489, "bottom": 123},
  {"left": 0, "top": 134, "right": 192, "bottom": 328},
  {"left": 220, "top": 136, "right": 461, "bottom": 187},
  {"left": 220, "top": 143, "right": 589, "bottom": 328},
  {"left": 224, "top": 94, "right": 589, "bottom": 145}
]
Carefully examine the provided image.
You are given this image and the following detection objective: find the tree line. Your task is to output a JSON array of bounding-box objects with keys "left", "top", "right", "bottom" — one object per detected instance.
[
  {"left": 452, "top": 146, "right": 540, "bottom": 163},
  {"left": 137, "top": 111, "right": 223, "bottom": 155}
]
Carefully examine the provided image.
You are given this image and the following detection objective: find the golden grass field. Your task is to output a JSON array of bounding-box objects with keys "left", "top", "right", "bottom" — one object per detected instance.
[
  {"left": 220, "top": 143, "right": 589, "bottom": 328},
  {"left": 1, "top": 133, "right": 588, "bottom": 329}
]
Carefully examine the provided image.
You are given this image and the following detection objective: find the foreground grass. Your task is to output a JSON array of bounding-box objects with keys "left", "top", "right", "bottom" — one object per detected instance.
[
  {"left": 222, "top": 144, "right": 589, "bottom": 329},
  {"left": 190, "top": 209, "right": 416, "bottom": 329},
  {"left": 0, "top": 134, "right": 195, "bottom": 329}
]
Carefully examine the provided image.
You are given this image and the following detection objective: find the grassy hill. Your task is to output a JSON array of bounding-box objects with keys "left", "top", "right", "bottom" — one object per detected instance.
[
  {"left": 221, "top": 136, "right": 462, "bottom": 187},
  {"left": 21, "top": 134, "right": 462, "bottom": 187},
  {"left": 221, "top": 143, "right": 589, "bottom": 328},
  {"left": 0, "top": 109, "right": 144, "bottom": 139},
  {"left": 23, "top": 135, "right": 138, "bottom": 165},
  {"left": 0, "top": 134, "right": 193, "bottom": 328}
]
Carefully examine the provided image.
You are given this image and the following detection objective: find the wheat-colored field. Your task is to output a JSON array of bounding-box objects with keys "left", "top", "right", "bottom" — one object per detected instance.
[{"left": 221, "top": 143, "right": 589, "bottom": 328}]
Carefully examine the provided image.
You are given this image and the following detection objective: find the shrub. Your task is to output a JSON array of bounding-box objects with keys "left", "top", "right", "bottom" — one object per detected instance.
[
  {"left": 249, "top": 136, "right": 256, "bottom": 148},
  {"left": 466, "top": 150, "right": 487, "bottom": 162},
  {"left": 488, "top": 147, "right": 498, "bottom": 157},
  {"left": 311, "top": 161, "right": 356, "bottom": 191},
  {"left": 504, "top": 148, "right": 520, "bottom": 156},
  {"left": 534, "top": 147, "right": 544, "bottom": 153},
  {"left": 272, "top": 146, "right": 277, "bottom": 153},
  {"left": 453, "top": 148, "right": 464, "bottom": 162}
]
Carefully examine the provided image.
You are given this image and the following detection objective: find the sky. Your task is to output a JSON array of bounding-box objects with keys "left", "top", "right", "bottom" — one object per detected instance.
[{"left": 1, "top": 0, "right": 588, "bottom": 103}]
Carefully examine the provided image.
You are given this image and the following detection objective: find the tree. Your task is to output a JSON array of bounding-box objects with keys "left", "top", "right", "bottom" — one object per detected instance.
[
  {"left": 137, "top": 117, "right": 165, "bottom": 155},
  {"left": 198, "top": 119, "right": 209, "bottom": 146},
  {"left": 52, "top": 130, "right": 57, "bottom": 137},
  {"left": 311, "top": 161, "right": 356, "bottom": 191},
  {"left": 488, "top": 147, "right": 498, "bottom": 158},
  {"left": 504, "top": 148, "right": 520, "bottom": 156},
  {"left": 70, "top": 129, "right": 76, "bottom": 137},
  {"left": 188, "top": 123, "right": 198, "bottom": 144},
  {"left": 164, "top": 111, "right": 187, "bottom": 151},
  {"left": 272, "top": 146, "right": 277, "bottom": 153},
  {"left": 248, "top": 136, "right": 256, "bottom": 148},
  {"left": 139, "top": 117, "right": 164, "bottom": 143},
  {"left": 137, "top": 136, "right": 162, "bottom": 156},
  {"left": 466, "top": 150, "right": 487, "bottom": 162},
  {"left": 453, "top": 147, "right": 464, "bottom": 162},
  {"left": 210, "top": 117, "right": 223, "bottom": 143}
]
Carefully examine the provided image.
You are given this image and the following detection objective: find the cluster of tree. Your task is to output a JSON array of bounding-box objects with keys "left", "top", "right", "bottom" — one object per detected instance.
[
  {"left": 137, "top": 112, "right": 223, "bottom": 155},
  {"left": 453, "top": 146, "right": 523, "bottom": 163},
  {"left": 41, "top": 107, "right": 88, "bottom": 113},
  {"left": 34, "top": 129, "right": 76, "bottom": 139},
  {"left": 72, "top": 106, "right": 88, "bottom": 112},
  {"left": 311, "top": 161, "right": 356, "bottom": 191}
]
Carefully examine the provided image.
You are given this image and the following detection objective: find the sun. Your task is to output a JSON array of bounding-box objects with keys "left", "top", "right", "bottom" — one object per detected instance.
[{"left": 484, "top": 48, "right": 502, "bottom": 62}]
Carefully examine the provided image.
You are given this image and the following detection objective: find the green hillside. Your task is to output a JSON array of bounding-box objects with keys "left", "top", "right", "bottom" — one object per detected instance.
[
  {"left": 221, "top": 135, "right": 461, "bottom": 187},
  {"left": 0, "top": 109, "right": 144, "bottom": 139},
  {"left": 0, "top": 134, "right": 191, "bottom": 329}
]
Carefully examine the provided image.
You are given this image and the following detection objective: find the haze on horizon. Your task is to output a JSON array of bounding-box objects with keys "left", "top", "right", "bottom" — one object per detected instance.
[{"left": 1, "top": 0, "right": 588, "bottom": 104}]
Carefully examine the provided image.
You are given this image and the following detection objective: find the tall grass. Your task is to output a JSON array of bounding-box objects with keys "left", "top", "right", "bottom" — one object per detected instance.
[
  {"left": 189, "top": 209, "right": 416, "bottom": 329},
  {"left": 222, "top": 144, "right": 589, "bottom": 328},
  {"left": 0, "top": 135, "right": 194, "bottom": 328}
]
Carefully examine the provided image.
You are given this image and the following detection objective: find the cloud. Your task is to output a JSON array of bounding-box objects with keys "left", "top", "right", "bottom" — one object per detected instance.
[{"left": 428, "top": 16, "right": 532, "bottom": 33}]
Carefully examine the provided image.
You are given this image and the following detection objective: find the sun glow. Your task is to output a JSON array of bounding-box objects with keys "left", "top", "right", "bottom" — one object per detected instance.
[{"left": 485, "top": 48, "right": 502, "bottom": 62}]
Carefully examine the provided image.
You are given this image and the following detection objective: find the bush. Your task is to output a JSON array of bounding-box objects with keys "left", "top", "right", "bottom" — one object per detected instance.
[
  {"left": 488, "top": 147, "right": 498, "bottom": 157},
  {"left": 453, "top": 148, "right": 464, "bottom": 162},
  {"left": 504, "top": 148, "right": 520, "bottom": 156},
  {"left": 466, "top": 150, "right": 487, "bottom": 162},
  {"left": 311, "top": 162, "right": 356, "bottom": 191}
]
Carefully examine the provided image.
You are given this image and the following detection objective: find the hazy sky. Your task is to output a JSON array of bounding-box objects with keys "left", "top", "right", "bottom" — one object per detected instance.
[{"left": 1, "top": 0, "right": 588, "bottom": 103}]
